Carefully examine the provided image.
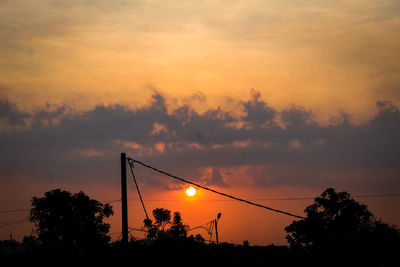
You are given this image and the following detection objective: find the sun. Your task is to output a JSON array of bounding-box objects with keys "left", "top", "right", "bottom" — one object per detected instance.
[{"left": 186, "top": 186, "right": 196, "bottom": 197}]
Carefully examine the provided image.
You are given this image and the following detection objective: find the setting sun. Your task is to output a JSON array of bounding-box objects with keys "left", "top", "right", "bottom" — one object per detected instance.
[{"left": 186, "top": 186, "right": 196, "bottom": 197}]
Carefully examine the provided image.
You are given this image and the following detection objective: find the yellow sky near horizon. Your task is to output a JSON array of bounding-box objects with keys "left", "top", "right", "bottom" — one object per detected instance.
[{"left": 1, "top": 0, "right": 399, "bottom": 121}]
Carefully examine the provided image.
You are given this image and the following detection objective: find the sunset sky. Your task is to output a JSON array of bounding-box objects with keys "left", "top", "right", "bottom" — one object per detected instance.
[{"left": 1, "top": 0, "right": 399, "bottom": 245}]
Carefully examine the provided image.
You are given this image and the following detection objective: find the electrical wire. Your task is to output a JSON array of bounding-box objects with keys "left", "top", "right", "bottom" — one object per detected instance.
[
  {"left": 0, "top": 216, "right": 28, "bottom": 225},
  {"left": 188, "top": 220, "right": 213, "bottom": 232},
  {"left": 0, "top": 220, "right": 29, "bottom": 228},
  {"left": 129, "top": 227, "right": 147, "bottom": 232},
  {"left": 0, "top": 208, "right": 30, "bottom": 214},
  {"left": 353, "top": 193, "right": 400, "bottom": 198},
  {"left": 128, "top": 158, "right": 305, "bottom": 219},
  {"left": 128, "top": 230, "right": 136, "bottom": 240},
  {"left": 2, "top": 193, "right": 398, "bottom": 216},
  {"left": 208, "top": 221, "right": 214, "bottom": 243},
  {"left": 127, "top": 160, "right": 150, "bottom": 220},
  {"left": 188, "top": 220, "right": 216, "bottom": 243},
  {"left": 99, "top": 193, "right": 400, "bottom": 204},
  {"left": 101, "top": 199, "right": 121, "bottom": 203}
]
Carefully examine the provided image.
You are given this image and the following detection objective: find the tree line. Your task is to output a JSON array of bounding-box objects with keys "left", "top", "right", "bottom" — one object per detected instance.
[{"left": 1, "top": 188, "right": 399, "bottom": 266}]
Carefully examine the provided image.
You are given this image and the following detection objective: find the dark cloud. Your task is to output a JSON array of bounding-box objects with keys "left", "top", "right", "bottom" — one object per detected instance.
[
  {"left": 242, "top": 89, "right": 276, "bottom": 126},
  {"left": 201, "top": 168, "right": 229, "bottom": 188},
  {"left": 281, "top": 105, "right": 314, "bottom": 128},
  {"left": 0, "top": 92, "right": 399, "bottom": 192},
  {"left": 0, "top": 99, "right": 28, "bottom": 127}
]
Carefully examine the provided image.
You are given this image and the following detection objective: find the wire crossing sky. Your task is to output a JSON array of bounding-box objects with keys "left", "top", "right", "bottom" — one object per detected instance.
[
  {"left": 1, "top": 0, "right": 399, "bottom": 244},
  {"left": 128, "top": 160, "right": 150, "bottom": 220},
  {"left": 128, "top": 158, "right": 305, "bottom": 219},
  {"left": 1, "top": 194, "right": 399, "bottom": 215}
]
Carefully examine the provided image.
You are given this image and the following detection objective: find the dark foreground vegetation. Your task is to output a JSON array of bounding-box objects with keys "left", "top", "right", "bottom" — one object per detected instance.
[{"left": 1, "top": 188, "right": 399, "bottom": 267}]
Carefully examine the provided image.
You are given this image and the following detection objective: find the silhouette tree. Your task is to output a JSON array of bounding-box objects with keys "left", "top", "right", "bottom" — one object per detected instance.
[
  {"left": 29, "top": 189, "right": 113, "bottom": 249},
  {"left": 153, "top": 208, "right": 172, "bottom": 231},
  {"left": 285, "top": 188, "right": 400, "bottom": 253},
  {"left": 170, "top": 212, "right": 189, "bottom": 239},
  {"left": 144, "top": 208, "right": 188, "bottom": 240}
]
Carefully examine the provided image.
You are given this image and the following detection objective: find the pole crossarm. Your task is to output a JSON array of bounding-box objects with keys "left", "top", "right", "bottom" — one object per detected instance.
[{"left": 127, "top": 158, "right": 305, "bottom": 219}]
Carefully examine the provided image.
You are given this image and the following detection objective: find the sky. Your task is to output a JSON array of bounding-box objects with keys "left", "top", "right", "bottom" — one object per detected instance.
[{"left": 0, "top": 0, "right": 399, "bottom": 245}]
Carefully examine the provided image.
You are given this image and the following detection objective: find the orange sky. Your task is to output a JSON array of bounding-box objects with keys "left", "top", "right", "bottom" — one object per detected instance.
[
  {"left": 1, "top": 0, "right": 399, "bottom": 121},
  {"left": 1, "top": 0, "right": 400, "bottom": 245},
  {"left": 1, "top": 178, "right": 398, "bottom": 245}
]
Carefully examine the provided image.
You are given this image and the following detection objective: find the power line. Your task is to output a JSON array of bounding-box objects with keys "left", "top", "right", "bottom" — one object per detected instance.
[
  {"left": 101, "top": 193, "right": 400, "bottom": 203},
  {"left": 353, "top": 193, "right": 400, "bottom": 198},
  {"left": 101, "top": 199, "right": 121, "bottom": 203},
  {"left": 129, "top": 227, "right": 147, "bottom": 232},
  {"left": 188, "top": 220, "right": 213, "bottom": 232},
  {"left": 2, "top": 193, "right": 399, "bottom": 216},
  {"left": 128, "top": 158, "right": 305, "bottom": 219},
  {"left": 0, "top": 208, "right": 30, "bottom": 214},
  {"left": 0, "top": 220, "right": 29, "bottom": 228},
  {"left": 128, "top": 160, "right": 150, "bottom": 220},
  {"left": 0, "top": 216, "right": 29, "bottom": 225},
  {"left": 198, "top": 194, "right": 400, "bottom": 202}
]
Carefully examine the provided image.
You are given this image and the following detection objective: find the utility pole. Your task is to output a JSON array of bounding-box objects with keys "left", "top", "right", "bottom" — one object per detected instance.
[
  {"left": 121, "top": 152, "right": 128, "bottom": 247},
  {"left": 214, "top": 219, "right": 219, "bottom": 245},
  {"left": 215, "top": 212, "right": 221, "bottom": 245}
]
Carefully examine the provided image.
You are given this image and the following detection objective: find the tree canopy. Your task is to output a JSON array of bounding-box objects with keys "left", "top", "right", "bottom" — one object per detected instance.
[
  {"left": 285, "top": 188, "right": 400, "bottom": 252},
  {"left": 29, "top": 189, "right": 114, "bottom": 248},
  {"left": 144, "top": 208, "right": 189, "bottom": 240}
]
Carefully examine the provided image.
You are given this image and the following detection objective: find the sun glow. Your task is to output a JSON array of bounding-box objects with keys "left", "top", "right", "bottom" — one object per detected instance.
[{"left": 186, "top": 186, "right": 196, "bottom": 197}]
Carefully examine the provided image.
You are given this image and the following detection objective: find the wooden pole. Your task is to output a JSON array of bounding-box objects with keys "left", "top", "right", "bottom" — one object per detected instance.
[
  {"left": 214, "top": 219, "right": 219, "bottom": 245},
  {"left": 121, "top": 152, "right": 128, "bottom": 247}
]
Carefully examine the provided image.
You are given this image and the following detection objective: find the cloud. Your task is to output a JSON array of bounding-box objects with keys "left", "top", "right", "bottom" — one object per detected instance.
[
  {"left": 0, "top": 91, "right": 399, "bottom": 192},
  {"left": 198, "top": 167, "right": 229, "bottom": 188},
  {"left": 242, "top": 89, "right": 276, "bottom": 127},
  {"left": 1, "top": 0, "right": 399, "bottom": 121},
  {"left": 0, "top": 99, "right": 27, "bottom": 128}
]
